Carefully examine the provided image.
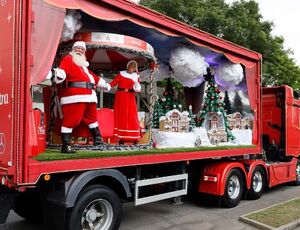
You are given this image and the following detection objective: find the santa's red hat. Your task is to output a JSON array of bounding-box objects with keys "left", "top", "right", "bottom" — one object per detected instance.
[{"left": 72, "top": 41, "right": 86, "bottom": 50}]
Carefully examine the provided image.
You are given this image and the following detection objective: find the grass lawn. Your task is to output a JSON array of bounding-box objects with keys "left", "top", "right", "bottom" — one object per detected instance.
[
  {"left": 245, "top": 198, "right": 300, "bottom": 228},
  {"left": 34, "top": 145, "right": 255, "bottom": 161}
]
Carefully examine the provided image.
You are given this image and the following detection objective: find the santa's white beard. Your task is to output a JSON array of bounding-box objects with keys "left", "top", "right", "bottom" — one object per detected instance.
[{"left": 70, "top": 51, "right": 89, "bottom": 67}]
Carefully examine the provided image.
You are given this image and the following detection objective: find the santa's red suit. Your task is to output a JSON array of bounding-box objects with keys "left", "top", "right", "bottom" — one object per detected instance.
[
  {"left": 59, "top": 54, "right": 107, "bottom": 133},
  {"left": 109, "top": 71, "right": 141, "bottom": 141}
]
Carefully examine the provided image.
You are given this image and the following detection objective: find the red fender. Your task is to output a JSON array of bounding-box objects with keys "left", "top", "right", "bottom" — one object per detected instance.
[{"left": 199, "top": 161, "right": 247, "bottom": 196}]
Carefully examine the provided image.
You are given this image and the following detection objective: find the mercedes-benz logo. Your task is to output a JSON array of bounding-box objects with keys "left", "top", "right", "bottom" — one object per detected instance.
[
  {"left": 1, "top": 0, "right": 7, "bottom": 7},
  {"left": 0, "top": 133, "right": 6, "bottom": 154}
]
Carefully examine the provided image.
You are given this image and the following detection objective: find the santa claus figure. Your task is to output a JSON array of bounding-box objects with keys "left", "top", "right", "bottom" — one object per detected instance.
[
  {"left": 109, "top": 60, "right": 141, "bottom": 144},
  {"left": 57, "top": 41, "right": 110, "bottom": 153}
]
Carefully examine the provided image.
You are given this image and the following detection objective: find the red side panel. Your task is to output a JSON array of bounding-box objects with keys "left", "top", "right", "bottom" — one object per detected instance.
[
  {"left": 0, "top": 1, "right": 17, "bottom": 170},
  {"left": 268, "top": 158, "right": 297, "bottom": 187},
  {"left": 285, "top": 87, "right": 300, "bottom": 157}
]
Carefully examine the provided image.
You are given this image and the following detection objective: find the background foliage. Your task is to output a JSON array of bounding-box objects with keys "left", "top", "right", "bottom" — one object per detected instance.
[{"left": 140, "top": 0, "right": 300, "bottom": 90}]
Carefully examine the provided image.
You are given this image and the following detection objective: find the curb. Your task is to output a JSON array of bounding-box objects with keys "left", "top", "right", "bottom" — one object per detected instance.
[
  {"left": 239, "top": 197, "right": 300, "bottom": 230},
  {"left": 239, "top": 216, "right": 300, "bottom": 230}
]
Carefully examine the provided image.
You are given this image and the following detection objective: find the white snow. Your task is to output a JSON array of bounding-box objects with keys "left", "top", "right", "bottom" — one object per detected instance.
[
  {"left": 215, "top": 61, "right": 244, "bottom": 87},
  {"left": 60, "top": 10, "right": 83, "bottom": 43},
  {"left": 153, "top": 130, "right": 197, "bottom": 148},
  {"left": 169, "top": 47, "right": 208, "bottom": 87},
  {"left": 231, "top": 128, "right": 253, "bottom": 145},
  {"left": 153, "top": 127, "right": 253, "bottom": 148}
]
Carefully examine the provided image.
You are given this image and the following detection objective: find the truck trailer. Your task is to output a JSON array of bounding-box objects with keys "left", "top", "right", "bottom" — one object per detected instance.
[{"left": 0, "top": 1, "right": 299, "bottom": 230}]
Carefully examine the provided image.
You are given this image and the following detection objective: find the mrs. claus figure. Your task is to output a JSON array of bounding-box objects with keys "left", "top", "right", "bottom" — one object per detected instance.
[{"left": 109, "top": 60, "right": 141, "bottom": 144}]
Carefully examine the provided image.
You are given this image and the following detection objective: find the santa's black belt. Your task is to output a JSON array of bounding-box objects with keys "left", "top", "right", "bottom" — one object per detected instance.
[
  {"left": 64, "top": 82, "right": 95, "bottom": 89},
  {"left": 118, "top": 88, "right": 134, "bottom": 93}
]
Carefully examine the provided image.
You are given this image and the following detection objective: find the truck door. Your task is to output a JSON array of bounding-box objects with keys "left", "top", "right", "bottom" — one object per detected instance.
[{"left": 286, "top": 89, "right": 300, "bottom": 157}]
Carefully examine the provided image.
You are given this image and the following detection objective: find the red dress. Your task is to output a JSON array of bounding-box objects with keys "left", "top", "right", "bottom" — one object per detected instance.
[{"left": 109, "top": 71, "right": 141, "bottom": 141}]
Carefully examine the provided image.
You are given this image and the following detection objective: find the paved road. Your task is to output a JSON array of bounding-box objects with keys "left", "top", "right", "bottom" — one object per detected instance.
[{"left": 1, "top": 184, "right": 300, "bottom": 230}]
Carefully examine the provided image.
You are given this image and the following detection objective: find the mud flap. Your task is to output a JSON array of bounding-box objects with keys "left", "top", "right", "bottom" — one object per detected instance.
[
  {"left": 0, "top": 185, "right": 16, "bottom": 224},
  {"left": 43, "top": 199, "right": 67, "bottom": 230}
]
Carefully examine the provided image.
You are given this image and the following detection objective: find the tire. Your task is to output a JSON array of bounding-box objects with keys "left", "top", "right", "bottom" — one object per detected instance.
[
  {"left": 295, "top": 160, "right": 300, "bottom": 186},
  {"left": 13, "top": 191, "right": 43, "bottom": 224},
  {"left": 247, "top": 166, "right": 266, "bottom": 200},
  {"left": 67, "top": 185, "right": 122, "bottom": 230},
  {"left": 221, "top": 168, "right": 244, "bottom": 208}
]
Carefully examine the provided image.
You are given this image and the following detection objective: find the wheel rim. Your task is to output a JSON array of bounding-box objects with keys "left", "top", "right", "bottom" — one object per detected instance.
[
  {"left": 296, "top": 164, "right": 300, "bottom": 181},
  {"left": 227, "top": 175, "right": 240, "bottom": 199},
  {"left": 81, "top": 198, "right": 113, "bottom": 230},
  {"left": 252, "top": 171, "right": 263, "bottom": 192}
]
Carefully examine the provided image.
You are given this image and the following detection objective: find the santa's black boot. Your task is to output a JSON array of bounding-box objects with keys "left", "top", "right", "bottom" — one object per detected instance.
[
  {"left": 61, "top": 133, "right": 76, "bottom": 154},
  {"left": 89, "top": 127, "right": 104, "bottom": 146}
]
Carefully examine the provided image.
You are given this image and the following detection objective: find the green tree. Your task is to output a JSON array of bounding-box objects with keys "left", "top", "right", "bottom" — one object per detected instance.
[
  {"left": 152, "top": 100, "right": 164, "bottom": 128},
  {"left": 223, "top": 90, "right": 232, "bottom": 114},
  {"left": 160, "top": 78, "right": 180, "bottom": 113},
  {"left": 197, "top": 70, "right": 234, "bottom": 140},
  {"left": 140, "top": 0, "right": 300, "bottom": 89},
  {"left": 233, "top": 91, "right": 243, "bottom": 115},
  {"left": 188, "top": 105, "right": 196, "bottom": 130}
]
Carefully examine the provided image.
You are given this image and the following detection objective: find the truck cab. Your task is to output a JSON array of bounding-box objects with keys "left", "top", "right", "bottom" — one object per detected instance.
[{"left": 262, "top": 86, "right": 300, "bottom": 161}]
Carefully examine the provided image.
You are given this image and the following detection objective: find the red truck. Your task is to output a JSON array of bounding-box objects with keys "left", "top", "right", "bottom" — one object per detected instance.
[{"left": 0, "top": 1, "right": 299, "bottom": 230}]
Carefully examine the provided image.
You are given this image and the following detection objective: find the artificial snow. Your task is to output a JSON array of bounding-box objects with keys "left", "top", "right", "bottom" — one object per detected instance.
[
  {"left": 231, "top": 128, "right": 253, "bottom": 145},
  {"left": 60, "top": 10, "right": 83, "bottom": 42},
  {"left": 153, "top": 127, "right": 252, "bottom": 148},
  {"left": 153, "top": 130, "right": 197, "bottom": 148},
  {"left": 215, "top": 61, "right": 244, "bottom": 87},
  {"left": 169, "top": 47, "right": 208, "bottom": 87}
]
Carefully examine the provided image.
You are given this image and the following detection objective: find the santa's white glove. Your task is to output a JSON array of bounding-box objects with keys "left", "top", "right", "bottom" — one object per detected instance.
[
  {"left": 46, "top": 68, "right": 66, "bottom": 84},
  {"left": 104, "top": 83, "right": 111, "bottom": 92}
]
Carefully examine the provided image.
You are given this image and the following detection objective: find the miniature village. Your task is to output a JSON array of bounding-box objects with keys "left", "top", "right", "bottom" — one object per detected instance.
[{"left": 151, "top": 70, "right": 253, "bottom": 148}]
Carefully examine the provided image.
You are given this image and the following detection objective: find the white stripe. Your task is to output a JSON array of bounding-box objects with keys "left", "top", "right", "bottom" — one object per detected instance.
[
  {"left": 114, "top": 134, "right": 140, "bottom": 139},
  {"left": 83, "top": 66, "right": 95, "bottom": 83},
  {"left": 61, "top": 126, "right": 73, "bottom": 133},
  {"left": 114, "top": 128, "right": 140, "bottom": 132},
  {"left": 88, "top": 122, "right": 99, "bottom": 128},
  {"left": 61, "top": 91, "right": 97, "bottom": 105},
  {"left": 91, "top": 32, "right": 125, "bottom": 44}
]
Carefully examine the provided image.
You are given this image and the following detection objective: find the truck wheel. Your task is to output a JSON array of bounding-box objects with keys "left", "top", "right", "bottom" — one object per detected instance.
[
  {"left": 67, "top": 185, "right": 122, "bottom": 230},
  {"left": 295, "top": 160, "right": 300, "bottom": 186},
  {"left": 247, "top": 166, "right": 266, "bottom": 200},
  {"left": 221, "top": 168, "right": 244, "bottom": 208}
]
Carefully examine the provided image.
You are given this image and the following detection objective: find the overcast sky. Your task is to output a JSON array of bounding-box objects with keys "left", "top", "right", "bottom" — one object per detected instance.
[
  {"left": 226, "top": 0, "right": 300, "bottom": 66},
  {"left": 132, "top": 0, "right": 300, "bottom": 66}
]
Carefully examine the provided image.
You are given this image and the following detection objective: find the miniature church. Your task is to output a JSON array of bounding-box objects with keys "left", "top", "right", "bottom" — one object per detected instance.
[{"left": 206, "top": 113, "right": 228, "bottom": 144}]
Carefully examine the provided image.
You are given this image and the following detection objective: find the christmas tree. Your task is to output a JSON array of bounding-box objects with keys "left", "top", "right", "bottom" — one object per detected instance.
[
  {"left": 160, "top": 78, "right": 179, "bottom": 113},
  {"left": 223, "top": 90, "right": 232, "bottom": 114},
  {"left": 188, "top": 105, "right": 196, "bottom": 131},
  {"left": 233, "top": 91, "right": 244, "bottom": 115},
  {"left": 197, "top": 68, "right": 235, "bottom": 141},
  {"left": 152, "top": 99, "right": 164, "bottom": 128}
]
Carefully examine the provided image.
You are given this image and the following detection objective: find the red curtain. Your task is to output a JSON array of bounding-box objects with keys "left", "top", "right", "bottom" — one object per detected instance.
[
  {"left": 30, "top": 0, "right": 65, "bottom": 85},
  {"left": 245, "top": 63, "right": 261, "bottom": 145}
]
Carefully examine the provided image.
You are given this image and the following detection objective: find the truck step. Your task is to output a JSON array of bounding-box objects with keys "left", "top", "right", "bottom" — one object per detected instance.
[{"left": 134, "top": 173, "right": 188, "bottom": 206}]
